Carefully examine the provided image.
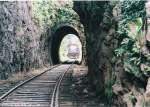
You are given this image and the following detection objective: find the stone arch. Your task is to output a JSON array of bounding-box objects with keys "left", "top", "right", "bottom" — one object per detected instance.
[{"left": 48, "top": 23, "right": 86, "bottom": 65}]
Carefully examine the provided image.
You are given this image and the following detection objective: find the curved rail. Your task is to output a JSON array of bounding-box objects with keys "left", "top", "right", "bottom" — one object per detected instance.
[
  {"left": 50, "top": 63, "right": 74, "bottom": 107},
  {"left": 0, "top": 65, "right": 60, "bottom": 102}
]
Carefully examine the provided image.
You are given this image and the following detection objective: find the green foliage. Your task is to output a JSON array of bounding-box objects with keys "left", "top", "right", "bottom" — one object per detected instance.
[
  {"left": 124, "top": 56, "right": 142, "bottom": 77},
  {"left": 121, "top": 0, "right": 146, "bottom": 20},
  {"left": 144, "top": 66, "right": 150, "bottom": 72},
  {"left": 104, "top": 72, "right": 116, "bottom": 104},
  {"left": 115, "top": 0, "right": 148, "bottom": 77},
  {"left": 32, "top": 0, "right": 78, "bottom": 30},
  {"left": 57, "top": 6, "right": 78, "bottom": 23},
  {"left": 105, "top": 80, "right": 113, "bottom": 99},
  {"left": 32, "top": 1, "right": 57, "bottom": 28},
  {"left": 128, "top": 94, "right": 136, "bottom": 106}
]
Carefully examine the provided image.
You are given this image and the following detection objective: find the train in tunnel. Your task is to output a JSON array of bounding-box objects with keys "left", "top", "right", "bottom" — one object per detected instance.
[
  {"left": 61, "top": 43, "right": 80, "bottom": 64},
  {"left": 67, "top": 44, "right": 80, "bottom": 59},
  {"left": 59, "top": 34, "right": 82, "bottom": 64}
]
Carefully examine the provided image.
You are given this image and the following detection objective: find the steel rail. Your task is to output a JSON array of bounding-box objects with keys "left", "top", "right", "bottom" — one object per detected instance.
[
  {"left": 50, "top": 63, "right": 74, "bottom": 107},
  {"left": 0, "top": 64, "right": 60, "bottom": 102}
]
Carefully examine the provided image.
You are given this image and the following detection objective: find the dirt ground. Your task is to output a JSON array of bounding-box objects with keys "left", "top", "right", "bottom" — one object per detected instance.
[{"left": 71, "top": 65, "right": 105, "bottom": 107}]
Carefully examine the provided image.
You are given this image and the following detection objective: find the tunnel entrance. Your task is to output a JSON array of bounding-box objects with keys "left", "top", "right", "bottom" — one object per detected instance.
[
  {"left": 51, "top": 26, "right": 82, "bottom": 64},
  {"left": 59, "top": 34, "right": 82, "bottom": 64}
]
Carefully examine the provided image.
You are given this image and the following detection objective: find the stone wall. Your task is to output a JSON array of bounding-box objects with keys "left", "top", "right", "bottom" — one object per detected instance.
[{"left": 0, "top": 1, "right": 48, "bottom": 79}]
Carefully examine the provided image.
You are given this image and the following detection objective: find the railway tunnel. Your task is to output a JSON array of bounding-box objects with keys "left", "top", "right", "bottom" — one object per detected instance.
[
  {"left": 1, "top": 1, "right": 150, "bottom": 106},
  {"left": 50, "top": 24, "right": 85, "bottom": 65}
]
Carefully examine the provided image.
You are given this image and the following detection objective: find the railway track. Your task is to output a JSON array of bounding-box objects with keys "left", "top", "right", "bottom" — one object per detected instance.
[{"left": 0, "top": 64, "right": 73, "bottom": 107}]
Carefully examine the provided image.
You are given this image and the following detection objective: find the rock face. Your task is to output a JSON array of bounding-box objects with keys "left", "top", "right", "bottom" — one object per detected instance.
[
  {"left": 0, "top": 2, "right": 48, "bottom": 79},
  {"left": 74, "top": 1, "right": 150, "bottom": 106},
  {"left": 74, "top": 1, "right": 118, "bottom": 93},
  {"left": 0, "top": 1, "right": 85, "bottom": 80}
]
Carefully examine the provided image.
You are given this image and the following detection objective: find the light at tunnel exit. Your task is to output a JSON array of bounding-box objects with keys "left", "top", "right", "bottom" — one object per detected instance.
[{"left": 59, "top": 34, "right": 82, "bottom": 63}]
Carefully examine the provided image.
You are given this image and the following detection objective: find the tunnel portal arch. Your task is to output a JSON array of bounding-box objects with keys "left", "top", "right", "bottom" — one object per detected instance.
[{"left": 50, "top": 24, "right": 84, "bottom": 65}]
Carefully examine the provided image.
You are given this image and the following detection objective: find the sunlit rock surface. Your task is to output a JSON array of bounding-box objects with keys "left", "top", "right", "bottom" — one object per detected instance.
[{"left": 0, "top": 2, "right": 47, "bottom": 79}]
